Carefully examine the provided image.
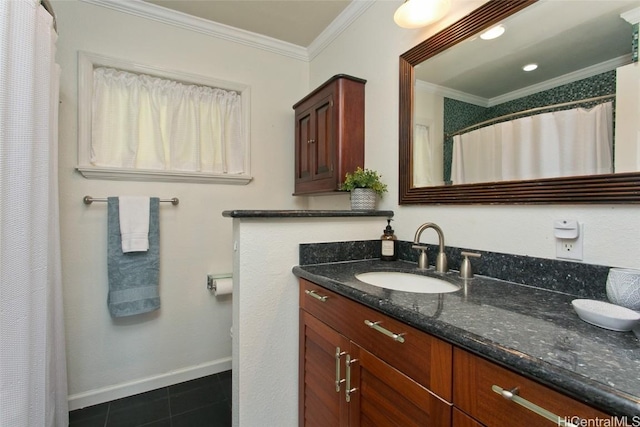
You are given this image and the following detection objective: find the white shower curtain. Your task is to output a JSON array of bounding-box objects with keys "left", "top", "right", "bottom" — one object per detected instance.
[
  {"left": 0, "top": 1, "right": 68, "bottom": 426},
  {"left": 452, "top": 102, "right": 613, "bottom": 184}
]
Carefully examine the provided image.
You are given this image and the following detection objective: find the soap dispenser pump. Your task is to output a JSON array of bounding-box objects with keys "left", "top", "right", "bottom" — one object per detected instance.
[{"left": 381, "top": 219, "right": 398, "bottom": 261}]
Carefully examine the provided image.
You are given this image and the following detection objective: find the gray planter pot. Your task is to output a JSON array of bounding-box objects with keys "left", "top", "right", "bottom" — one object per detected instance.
[{"left": 350, "top": 188, "right": 377, "bottom": 210}]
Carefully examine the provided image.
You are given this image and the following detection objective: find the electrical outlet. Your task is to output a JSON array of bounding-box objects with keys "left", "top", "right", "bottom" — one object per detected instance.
[{"left": 556, "top": 224, "right": 583, "bottom": 261}]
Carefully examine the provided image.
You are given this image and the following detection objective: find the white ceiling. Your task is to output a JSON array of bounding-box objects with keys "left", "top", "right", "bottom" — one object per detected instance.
[{"left": 143, "top": 0, "right": 353, "bottom": 47}]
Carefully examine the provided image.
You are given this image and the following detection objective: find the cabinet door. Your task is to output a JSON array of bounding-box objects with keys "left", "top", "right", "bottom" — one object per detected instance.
[
  {"left": 347, "top": 344, "right": 452, "bottom": 426},
  {"left": 295, "top": 108, "right": 313, "bottom": 184},
  {"left": 311, "top": 94, "right": 334, "bottom": 182},
  {"left": 295, "top": 94, "right": 334, "bottom": 187},
  {"left": 300, "top": 311, "right": 349, "bottom": 427}
]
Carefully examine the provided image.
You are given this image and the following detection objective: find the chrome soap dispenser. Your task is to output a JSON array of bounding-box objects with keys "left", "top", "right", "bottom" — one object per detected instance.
[{"left": 381, "top": 219, "right": 398, "bottom": 261}]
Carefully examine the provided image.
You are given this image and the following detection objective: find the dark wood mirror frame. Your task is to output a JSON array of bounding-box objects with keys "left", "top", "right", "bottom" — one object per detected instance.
[{"left": 399, "top": 0, "right": 640, "bottom": 204}]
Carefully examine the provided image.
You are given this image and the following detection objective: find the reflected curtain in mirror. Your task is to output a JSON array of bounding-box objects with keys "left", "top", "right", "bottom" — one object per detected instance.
[
  {"left": 451, "top": 102, "right": 613, "bottom": 184},
  {"left": 413, "top": 123, "right": 444, "bottom": 186}
]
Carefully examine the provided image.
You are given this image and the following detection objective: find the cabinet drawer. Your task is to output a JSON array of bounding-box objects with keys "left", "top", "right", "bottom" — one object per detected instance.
[
  {"left": 453, "top": 347, "right": 610, "bottom": 426},
  {"left": 300, "top": 279, "right": 452, "bottom": 401}
]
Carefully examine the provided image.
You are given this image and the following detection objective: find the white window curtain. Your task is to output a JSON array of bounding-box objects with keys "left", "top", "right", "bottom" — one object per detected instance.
[
  {"left": 452, "top": 102, "right": 613, "bottom": 184},
  {"left": 91, "top": 67, "right": 244, "bottom": 174},
  {"left": 0, "top": 0, "right": 68, "bottom": 425}
]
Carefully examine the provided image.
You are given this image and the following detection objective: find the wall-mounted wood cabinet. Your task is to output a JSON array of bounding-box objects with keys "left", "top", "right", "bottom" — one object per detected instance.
[{"left": 293, "top": 75, "right": 366, "bottom": 195}]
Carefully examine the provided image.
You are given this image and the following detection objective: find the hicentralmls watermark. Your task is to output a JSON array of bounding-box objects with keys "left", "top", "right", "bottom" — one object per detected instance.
[{"left": 560, "top": 416, "right": 640, "bottom": 427}]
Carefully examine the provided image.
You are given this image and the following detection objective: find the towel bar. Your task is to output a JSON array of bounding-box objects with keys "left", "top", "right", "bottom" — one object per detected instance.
[{"left": 83, "top": 196, "right": 179, "bottom": 206}]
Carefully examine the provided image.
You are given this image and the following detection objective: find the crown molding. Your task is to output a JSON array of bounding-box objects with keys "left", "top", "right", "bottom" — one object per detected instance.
[
  {"left": 415, "top": 79, "right": 488, "bottom": 107},
  {"left": 80, "top": 0, "right": 373, "bottom": 62},
  {"left": 417, "top": 55, "right": 630, "bottom": 108},
  {"left": 307, "top": 0, "right": 376, "bottom": 60},
  {"left": 80, "top": 0, "right": 309, "bottom": 61},
  {"left": 487, "top": 55, "right": 631, "bottom": 106},
  {"left": 621, "top": 7, "right": 640, "bottom": 25}
]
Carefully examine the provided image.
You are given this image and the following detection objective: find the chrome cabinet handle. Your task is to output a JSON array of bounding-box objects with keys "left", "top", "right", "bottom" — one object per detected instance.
[
  {"left": 345, "top": 355, "right": 358, "bottom": 402},
  {"left": 492, "top": 385, "right": 578, "bottom": 427},
  {"left": 335, "top": 347, "right": 346, "bottom": 392},
  {"left": 304, "top": 289, "right": 328, "bottom": 302},
  {"left": 364, "top": 320, "right": 405, "bottom": 343}
]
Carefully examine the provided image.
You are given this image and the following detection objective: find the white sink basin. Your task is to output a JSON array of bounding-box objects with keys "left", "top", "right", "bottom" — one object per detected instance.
[{"left": 355, "top": 272, "right": 460, "bottom": 294}]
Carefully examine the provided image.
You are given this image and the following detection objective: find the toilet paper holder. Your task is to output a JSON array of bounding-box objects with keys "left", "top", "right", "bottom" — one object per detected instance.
[{"left": 207, "top": 274, "right": 232, "bottom": 291}]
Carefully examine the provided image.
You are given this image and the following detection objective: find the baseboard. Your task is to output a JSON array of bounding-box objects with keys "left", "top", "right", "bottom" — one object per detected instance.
[{"left": 67, "top": 357, "right": 232, "bottom": 411}]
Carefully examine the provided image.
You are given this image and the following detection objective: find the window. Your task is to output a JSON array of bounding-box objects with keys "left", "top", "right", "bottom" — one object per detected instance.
[{"left": 77, "top": 52, "right": 251, "bottom": 184}]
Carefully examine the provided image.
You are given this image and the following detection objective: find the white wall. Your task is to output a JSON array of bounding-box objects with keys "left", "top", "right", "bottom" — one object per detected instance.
[
  {"left": 56, "top": 0, "right": 640, "bottom": 412},
  {"left": 309, "top": 0, "right": 640, "bottom": 269},
  {"left": 55, "top": 0, "right": 309, "bottom": 409}
]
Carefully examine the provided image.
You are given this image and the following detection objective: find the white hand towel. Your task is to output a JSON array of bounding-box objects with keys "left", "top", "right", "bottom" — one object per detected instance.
[{"left": 118, "top": 196, "right": 150, "bottom": 253}]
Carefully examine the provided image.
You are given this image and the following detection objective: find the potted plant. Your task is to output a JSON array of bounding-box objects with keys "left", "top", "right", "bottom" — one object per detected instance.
[{"left": 340, "top": 167, "right": 388, "bottom": 210}]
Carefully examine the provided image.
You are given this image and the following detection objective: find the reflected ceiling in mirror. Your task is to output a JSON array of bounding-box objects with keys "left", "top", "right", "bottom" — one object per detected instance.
[{"left": 398, "top": 0, "right": 640, "bottom": 204}]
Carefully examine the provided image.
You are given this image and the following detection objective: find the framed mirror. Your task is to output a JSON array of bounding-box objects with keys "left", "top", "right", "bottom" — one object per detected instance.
[{"left": 399, "top": 0, "right": 640, "bottom": 204}]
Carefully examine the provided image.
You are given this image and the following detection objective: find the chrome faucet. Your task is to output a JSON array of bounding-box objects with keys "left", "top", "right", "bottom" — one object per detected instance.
[{"left": 412, "top": 222, "right": 448, "bottom": 273}]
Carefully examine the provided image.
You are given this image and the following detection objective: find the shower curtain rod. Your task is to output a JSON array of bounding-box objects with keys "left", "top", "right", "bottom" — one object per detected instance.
[
  {"left": 83, "top": 196, "right": 180, "bottom": 206},
  {"left": 446, "top": 94, "right": 615, "bottom": 138},
  {"left": 40, "top": 0, "right": 57, "bottom": 32}
]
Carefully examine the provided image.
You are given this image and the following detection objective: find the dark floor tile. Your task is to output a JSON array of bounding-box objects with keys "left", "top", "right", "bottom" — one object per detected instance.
[
  {"left": 217, "top": 371, "right": 232, "bottom": 402},
  {"left": 171, "top": 402, "right": 231, "bottom": 427},
  {"left": 109, "top": 388, "right": 168, "bottom": 412},
  {"left": 168, "top": 374, "right": 218, "bottom": 396},
  {"left": 69, "top": 415, "right": 108, "bottom": 427},
  {"left": 70, "top": 372, "right": 232, "bottom": 427},
  {"left": 106, "top": 389, "right": 170, "bottom": 427},
  {"left": 138, "top": 419, "right": 171, "bottom": 427},
  {"left": 69, "top": 402, "right": 109, "bottom": 427},
  {"left": 170, "top": 382, "right": 226, "bottom": 416}
]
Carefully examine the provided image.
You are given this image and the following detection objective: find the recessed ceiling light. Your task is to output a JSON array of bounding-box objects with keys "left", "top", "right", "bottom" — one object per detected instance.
[
  {"left": 480, "top": 25, "right": 505, "bottom": 40},
  {"left": 523, "top": 63, "right": 538, "bottom": 72}
]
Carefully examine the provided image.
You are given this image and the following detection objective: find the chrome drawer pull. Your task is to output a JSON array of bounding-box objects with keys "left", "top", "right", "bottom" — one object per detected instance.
[
  {"left": 364, "top": 320, "right": 405, "bottom": 343},
  {"left": 335, "top": 347, "right": 346, "bottom": 392},
  {"left": 492, "top": 385, "right": 577, "bottom": 427},
  {"left": 304, "top": 289, "right": 328, "bottom": 302}
]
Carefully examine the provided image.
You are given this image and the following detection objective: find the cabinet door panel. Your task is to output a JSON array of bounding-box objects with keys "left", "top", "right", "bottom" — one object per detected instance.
[
  {"left": 295, "top": 111, "right": 312, "bottom": 183},
  {"left": 349, "top": 344, "right": 452, "bottom": 427},
  {"left": 313, "top": 95, "right": 334, "bottom": 180},
  {"left": 300, "top": 311, "right": 349, "bottom": 427}
]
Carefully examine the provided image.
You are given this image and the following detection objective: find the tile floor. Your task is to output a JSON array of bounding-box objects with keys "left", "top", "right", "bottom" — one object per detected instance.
[{"left": 69, "top": 370, "right": 231, "bottom": 427}]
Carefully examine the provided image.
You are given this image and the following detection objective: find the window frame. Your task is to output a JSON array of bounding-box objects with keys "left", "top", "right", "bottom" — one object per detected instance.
[{"left": 76, "top": 51, "right": 252, "bottom": 184}]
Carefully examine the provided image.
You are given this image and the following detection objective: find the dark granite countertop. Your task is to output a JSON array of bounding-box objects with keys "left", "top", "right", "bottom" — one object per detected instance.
[
  {"left": 222, "top": 209, "right": 394, "bottom": 218},
  {"left": 293, "top": 259, "right": 640, "bottom": 417}
]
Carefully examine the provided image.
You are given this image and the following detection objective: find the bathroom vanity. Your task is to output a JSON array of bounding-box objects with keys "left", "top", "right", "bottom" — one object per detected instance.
[{"left": 294, "top": 260, "right": 640, "bottom": 425}]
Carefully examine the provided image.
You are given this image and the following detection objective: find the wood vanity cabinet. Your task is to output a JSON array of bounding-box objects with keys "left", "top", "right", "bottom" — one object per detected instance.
[
  {"left": 293, "top": 75, "right": 366, "bottom": 195},
  {"left": 299, "top": 279, "right": 452, "bottom": 426},
  {"left": 453, "top": 347, "right": 611, "bottom": 426},
  {"left": 299, "top": 278, "right": 620, "bottom": 427}
]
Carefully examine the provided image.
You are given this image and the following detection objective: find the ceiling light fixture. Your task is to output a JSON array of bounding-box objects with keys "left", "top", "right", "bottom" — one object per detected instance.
[
  {"left": 522, "top": 63, "right": 538, "bottom": 72},
  {"left": 480, "top": 25, "right": 505, "bottom": 40},
  {"left": 394, "top": 0, "right": 451, "bottom": 29}
]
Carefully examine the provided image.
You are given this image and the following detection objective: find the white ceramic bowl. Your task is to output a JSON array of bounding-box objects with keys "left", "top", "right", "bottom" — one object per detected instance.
[
  {"left": 606, "top": 268, "right": 640, "bottom": 311},
  {"left": 572, "top": 299, "right": 640, "bottom": 331}
]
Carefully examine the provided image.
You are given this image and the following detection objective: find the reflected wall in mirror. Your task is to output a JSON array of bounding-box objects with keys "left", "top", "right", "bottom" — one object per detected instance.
[{"left": 399, "top": 0, "right": 640, "bottom": 204}]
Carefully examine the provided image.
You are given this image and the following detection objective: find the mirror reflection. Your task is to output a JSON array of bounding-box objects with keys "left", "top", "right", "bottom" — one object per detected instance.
[{"left": 412, "top": 0, "right": 636, "bottom": 188}]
